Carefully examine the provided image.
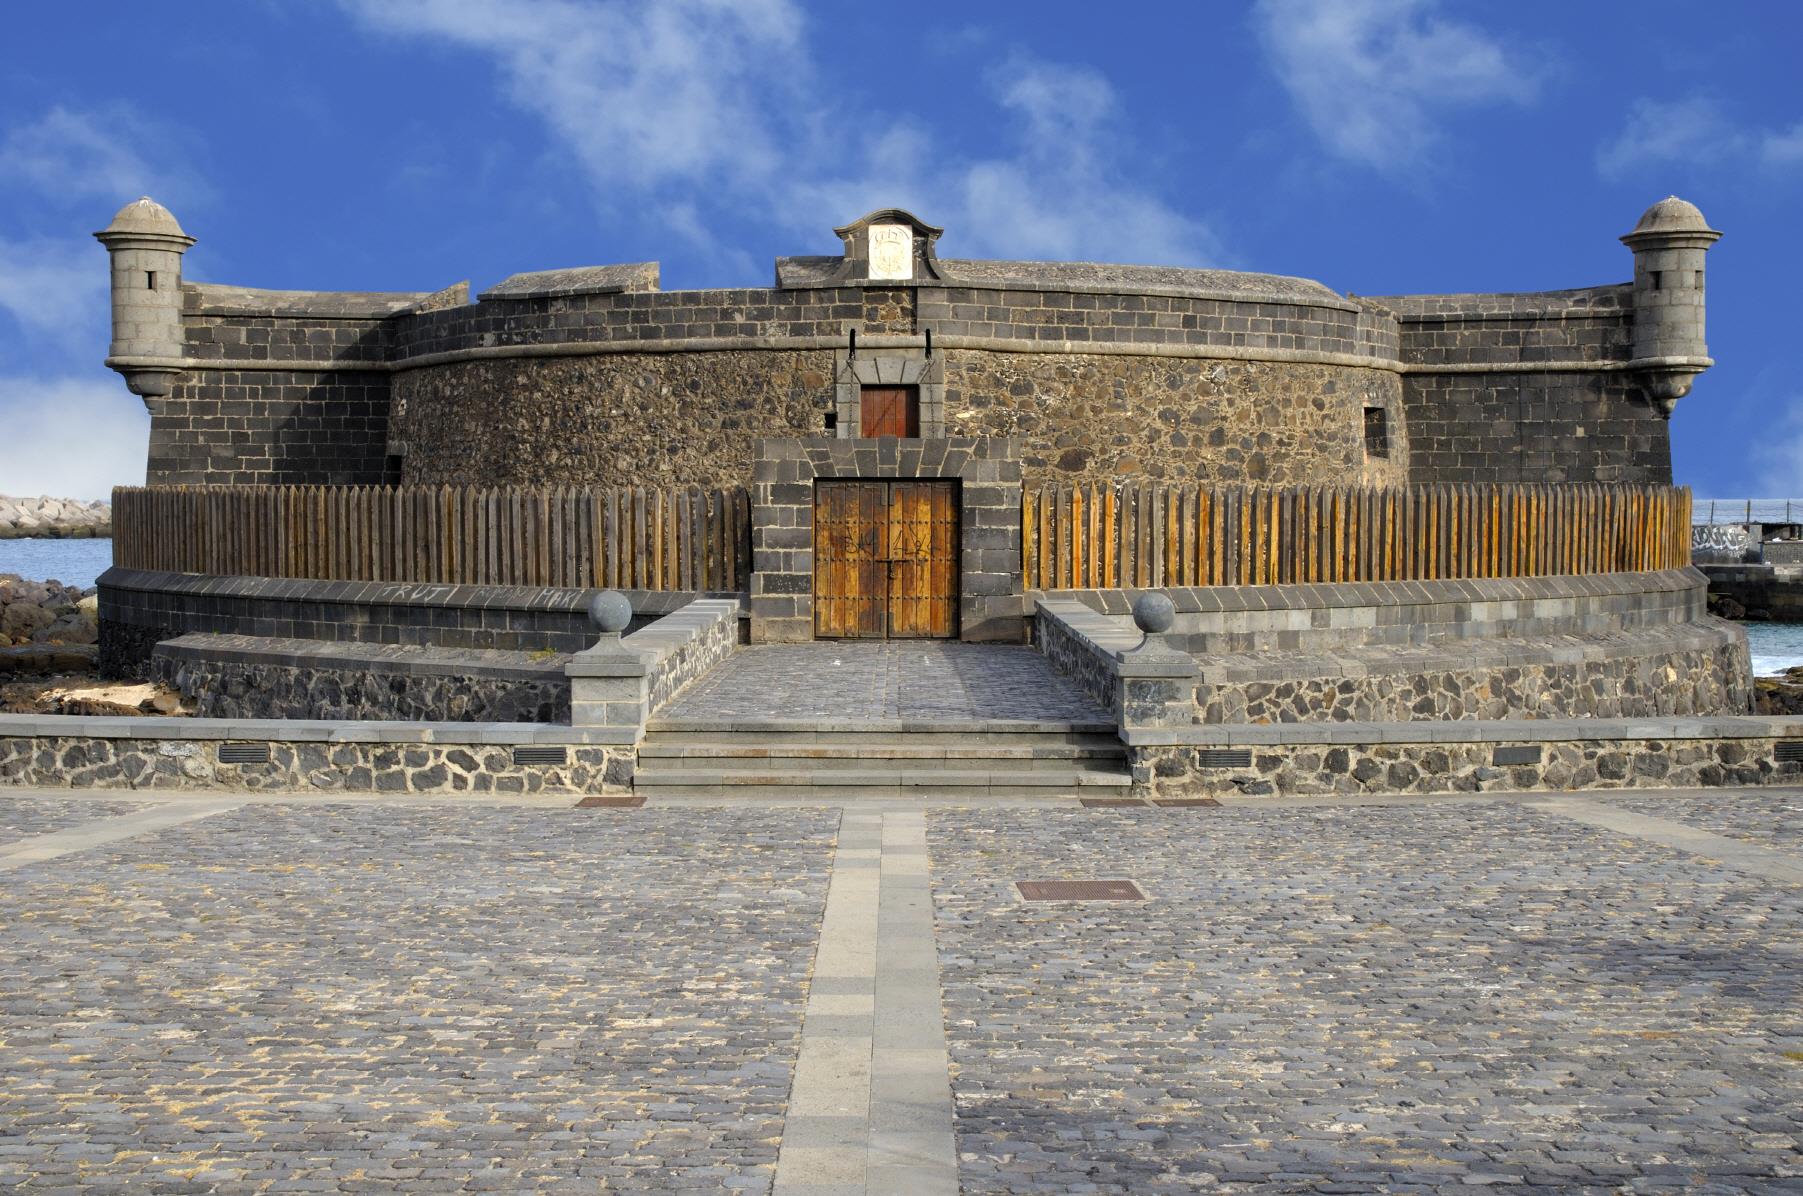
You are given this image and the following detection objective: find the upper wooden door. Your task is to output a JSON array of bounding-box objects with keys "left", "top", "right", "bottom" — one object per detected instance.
[
  {"left": 814, "top": 480, "right": 958, "bottom": 639},
  {"left": 859, "top": 386, "right": 919, "bottom": 438}
]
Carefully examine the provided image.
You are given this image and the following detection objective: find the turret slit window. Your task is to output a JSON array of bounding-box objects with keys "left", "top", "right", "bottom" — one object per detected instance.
[
  {"left": 145, "top": 270, "right": 158, "bottom": 290},
  {"left": 1650, "top": 270, "right": 1662, "bottom": 290},
  {"left": 1364, "top": 406, "right": 1389, "bottom": 459}
]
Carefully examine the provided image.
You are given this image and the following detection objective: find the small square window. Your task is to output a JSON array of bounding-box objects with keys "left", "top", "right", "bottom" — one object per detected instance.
[{"left": 1364, "top": 406, "right": 1389, "bottom": 459}]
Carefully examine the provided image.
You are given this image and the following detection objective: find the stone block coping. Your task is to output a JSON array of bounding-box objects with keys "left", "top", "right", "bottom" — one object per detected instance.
[
  {"left": 1120, "top": 715, "right": 1803, "bottom": 748},
  {"left": 101, "top": 566, "right": 745, "bottom": 618},
  {"left": 1036, "top": 567, "right": 1704, "bottom": 617},
  {"left": 645, "top": 718, "right": 1118, "bottom": 734},
  {"left": 155, "top": 634, "right": 567, "bottom": 681},
  {"left": 0, "top": 714, "right": 636, "bottom": 747}
]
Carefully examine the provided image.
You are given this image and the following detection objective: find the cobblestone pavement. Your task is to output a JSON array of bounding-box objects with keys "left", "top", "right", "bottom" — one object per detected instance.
[
  {"left": 659, "top": 643, "right": 1112, "bottom": 723},
  {"left": 0, "top": 794, "right": 146, "bottom": 847},
  {"left": 929, "top": 801, "right": 1803, "bottom": 1194},
  {"left": 3, "top": 790, "right": 1802, "bottom": 1194},
  {"left": 1604, "top": 789, "right": 1803, "bottom": 854},
  {"left": 0, "top": 802, "right": 836, "bottom": 1194}
]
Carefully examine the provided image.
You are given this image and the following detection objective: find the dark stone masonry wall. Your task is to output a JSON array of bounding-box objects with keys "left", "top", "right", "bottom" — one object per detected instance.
[
  {"left": 0, "top": 736, "right": 632, "bottom": 795},
  {"left": 392, "top": 351, "right": 835, "bottom": 488},
  {"left": 1130, "top": 734, "right": 1803, "bottom": 799},
  {"left": 943, "top": 353, "right": 1406, "bottom": 486},
  {"left": 151, "top": 369, "right": 394, "bottom": 485},
  {"left": 394, "top": 350, "right": 1407, "bottom": 489},
  {"left": 1369, "top": 287, "right": 1671, "bottom": 486}
]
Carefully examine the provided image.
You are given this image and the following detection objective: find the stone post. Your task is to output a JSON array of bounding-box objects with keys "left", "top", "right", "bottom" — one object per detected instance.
[{"left": 565, "top": 590, "right": 650, "bottom": 731}]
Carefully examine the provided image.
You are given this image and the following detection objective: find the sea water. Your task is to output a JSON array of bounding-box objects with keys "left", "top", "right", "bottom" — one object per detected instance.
[
  {"left": 1745, "top": 621, "right": 1803, "bottom": 677},
  {"left": 0, "top": 538, "right": 115, "bottom": 590}
]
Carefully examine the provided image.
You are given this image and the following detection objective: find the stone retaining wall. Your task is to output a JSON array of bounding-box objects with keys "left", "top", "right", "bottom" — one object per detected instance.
[
  {"left": 1125, "top": 717, "right": 1803, "bottom": 798},
  {"left": 151, "top": 635, "right": 569, "bottom": 722},
  {"left": 0, "top": 717, "right": 636, "bottom": 795},
  {"left": 98, "top": 567, "right": 734, "bottom": 677}
]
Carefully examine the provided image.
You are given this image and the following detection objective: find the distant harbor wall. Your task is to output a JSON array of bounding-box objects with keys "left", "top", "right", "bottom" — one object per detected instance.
[{"left": 0, "top": 495, "right": 112, "bottom": 539}]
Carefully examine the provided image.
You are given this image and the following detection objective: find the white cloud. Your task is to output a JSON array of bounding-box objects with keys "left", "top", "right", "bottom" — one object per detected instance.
[
  {"left": 0, "top": 105, "right": 205, "bottom": 209},
  {"left": 1253, "top": 0, "right": 1538, "bottom": 171},
  {"left": 341, "top": 0, "right": 1222, "bottom": 266},
  {"left": 1762, "top": 121, "right": 1803, "bottom": 168},
  {"left": 0, "top": 375, "right": 147, "bottom": 501},
  {"left": 1596, "top": 96, "right": 1745, "bottom": 178},
  {"left": 0, "top": 238, "right": 105, "bottom": 344}
]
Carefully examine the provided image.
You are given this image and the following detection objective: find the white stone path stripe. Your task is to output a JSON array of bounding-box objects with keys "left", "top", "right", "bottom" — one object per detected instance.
[
  {"left": 775, "top": 810, "right": 958, "bottom": 1196},
  {"left": 0, "top": 799, "right": 245, "bottom": 872},
  {"left": 1529, "top": 796, "right": 1803, "bottom": 885}
]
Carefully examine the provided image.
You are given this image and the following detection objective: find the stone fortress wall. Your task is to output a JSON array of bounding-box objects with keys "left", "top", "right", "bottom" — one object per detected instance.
[{"left": 98, "top": 200, "right": 1718, "bottom": 495}]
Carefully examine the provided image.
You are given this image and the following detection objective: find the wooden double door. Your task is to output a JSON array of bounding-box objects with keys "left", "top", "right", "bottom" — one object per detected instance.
[{"left": 813, "top": 481, "right": 958, "bottom": 638}]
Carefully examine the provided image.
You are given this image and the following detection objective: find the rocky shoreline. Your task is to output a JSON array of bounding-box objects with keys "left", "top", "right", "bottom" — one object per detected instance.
[
  {"left": 0, "top": 495, "right": 111, "bottom": 539},
  {"left": 1, "top": 574, "right": 99, "bottom": 675}
]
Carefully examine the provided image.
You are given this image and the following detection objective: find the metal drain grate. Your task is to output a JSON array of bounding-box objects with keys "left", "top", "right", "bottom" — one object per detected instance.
[
  {"left": 1017, "top": 879, "right": 1145, "bottom": 902},
  {"left": 513, "top": 746, "right": 569, "bottom": 766},
  {"left": 1079, "top": 797, "right": 1147, "bottom": 808},
  {"left": 576, "top": 794, "right": 645, "bottom": 808},
  {"left": 1493, "top": 745, "right": 1543, "bottom": 766},
  {"left": 1195, "top": 748, "right": 1252, "bottom": 768},
  {"left": 217, "top": 743, "right": 271, "bottom": 766},
  {"left": 1777, "top": 741, "right": 1803, "bottom": 763},
  {"left": 1154, "top": 798, "right": 1223, "bottom": 808}
]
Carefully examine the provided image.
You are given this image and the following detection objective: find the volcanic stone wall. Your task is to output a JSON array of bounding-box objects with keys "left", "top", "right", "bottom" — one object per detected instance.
[
  {"left": 940, "top": 352, "right": 1406, "bottom": 486},
  {"left": 145, "top": 286, "right": 422, "bottom": 486},
  {"left": 1377, "top": 286, "right": 1672, "bottom": 485}
]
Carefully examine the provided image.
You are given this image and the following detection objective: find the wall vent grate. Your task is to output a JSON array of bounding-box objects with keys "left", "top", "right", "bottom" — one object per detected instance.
[
  {"left": 513, "top": 746, "right": 569, "bottom": 767},
  {"left": 1776, "top": 741, "right": 1803, "bottom": 763},
  {"left": 1493, "top": 745, "right": 1543, "bottom": 766},
  {"left": 1195, "top": 748, "right": 1253, "bottom": 768},
  {"left": 218, "top": 743, "right": 271, "bottom": 766}
]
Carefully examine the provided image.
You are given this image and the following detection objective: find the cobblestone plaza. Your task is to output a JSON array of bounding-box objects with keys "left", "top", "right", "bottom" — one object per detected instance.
[{"left": 0, "top": 788, "right": 1798, "bottom": 1193}]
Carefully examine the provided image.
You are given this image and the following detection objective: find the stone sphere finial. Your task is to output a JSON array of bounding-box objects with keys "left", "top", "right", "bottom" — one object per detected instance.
[
  {"left": 1132, "top": 592, "right": 1175, "bottom": 636},
  {"left": 588, "top": 589, "right": 632, "bottom": 634}
]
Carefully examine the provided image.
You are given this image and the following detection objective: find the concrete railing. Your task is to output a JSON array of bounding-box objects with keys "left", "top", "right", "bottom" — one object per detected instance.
[{"left": 565, "top": 599, "right": 740, "bottom": 738}]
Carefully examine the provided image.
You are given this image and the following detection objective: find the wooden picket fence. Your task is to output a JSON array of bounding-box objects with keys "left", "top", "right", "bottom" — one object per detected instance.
[
  {"left": 1022, "top": 482, "right": 1692, "bottom": 589},
  {"left": 112, "top": 485, "right": 752, "bottom": 590}
]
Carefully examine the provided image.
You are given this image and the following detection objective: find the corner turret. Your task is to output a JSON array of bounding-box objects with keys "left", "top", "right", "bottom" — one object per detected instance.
[
  {"left": 95, "top": 196, "right": 195, "bottom": 402},
  {"left": 1621, "top": 196, "right": 1721, "bottom": 416}
]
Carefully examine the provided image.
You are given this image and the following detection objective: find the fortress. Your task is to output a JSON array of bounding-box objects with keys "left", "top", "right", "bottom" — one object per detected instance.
[
  {"left": 59, "top": 194, "right": 1778, "bottom": 800},
  {"left": 99, "top": 199, "right": 1719, "bottom": 497}
]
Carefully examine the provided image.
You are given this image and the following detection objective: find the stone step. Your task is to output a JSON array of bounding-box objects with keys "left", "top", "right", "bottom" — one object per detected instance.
[
  {"left": 636, "top": 741, "right": 1126, "bottom": 762},
  {"left": 641, "top": 728, "right": 1121, "bottom": 747},
  {"left": 646, "top": 717, "right": 1116, "bottom": 736},
  {"left": 629, "top": 783, "right": 1120, "bottom": 800},
  {"left": 632, "top": 767, "right": 1133, "bottom": 789},
  {"left": 637, "top": 755, "right": 1127, "bottom": 775}
]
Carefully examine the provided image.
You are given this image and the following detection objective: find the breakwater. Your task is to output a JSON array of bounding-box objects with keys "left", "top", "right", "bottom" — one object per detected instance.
[{"left": 0, "top": 495, "right": 111, "bottom": 539}]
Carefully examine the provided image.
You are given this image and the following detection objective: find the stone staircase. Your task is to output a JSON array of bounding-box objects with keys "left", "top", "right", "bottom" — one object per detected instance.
[{"left": 633, "top": 717, "right": 1131, "bottom": 798}]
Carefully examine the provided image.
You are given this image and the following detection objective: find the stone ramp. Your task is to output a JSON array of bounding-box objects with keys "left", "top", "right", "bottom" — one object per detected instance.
[{"left": 643, "top": 643, "right": 1128, "bottom": 797}]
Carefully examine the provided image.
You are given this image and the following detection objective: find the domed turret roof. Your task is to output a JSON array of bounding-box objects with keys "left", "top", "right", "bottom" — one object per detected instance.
[
  {"left": 1627, "top": 196, "right": 1716, "bottom": 236},
  {"left": 98, "top": 196, "right": 192, "bottom": 241}
]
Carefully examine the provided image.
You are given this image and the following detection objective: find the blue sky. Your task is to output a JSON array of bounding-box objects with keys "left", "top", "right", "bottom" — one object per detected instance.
[{"left": 1, "top": 0, "right": 1799, "bottom": 500}]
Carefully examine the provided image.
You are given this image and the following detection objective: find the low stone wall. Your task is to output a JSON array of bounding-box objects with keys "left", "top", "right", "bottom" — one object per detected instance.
[
  {"left": 1035, "top": 570, "right": 1753, "bottom": 727},
  {"left": 151, "top": 635, "right": 570, "bottom": 722},
  {"left": 1125, "top": 716, "right": 1803, "bottom": 798},
  {"left": 0, "top": 495, "right": 110, "bottom": 539},
  {"left": 0, "top": 717, "right": 635, "bottom": 794},
  {"left": 1193, "top": 624, "right": 1750, "bottom": 723},
  {"left": 1050, "top": 568, "right": 1710, "bottom": 654},
  {"left": 99, "top": 567, "right": 741, "bottom": 677},
  {"left": 568, "top": 599, "right": 741, "bottom": 735}
]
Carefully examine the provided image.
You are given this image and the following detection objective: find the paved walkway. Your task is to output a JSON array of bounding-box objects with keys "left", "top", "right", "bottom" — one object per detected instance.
[
  {"left": 0, "top": 786, "right": 1798, "bottom": 1193},
  {"left": 658, "top": 642, "right": 1113, "bottom": 723}
]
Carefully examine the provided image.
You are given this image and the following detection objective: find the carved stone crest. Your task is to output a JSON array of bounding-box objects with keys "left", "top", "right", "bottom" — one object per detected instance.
[{"left": 867, "top": 224, "right": 912, "bottom": 280}]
